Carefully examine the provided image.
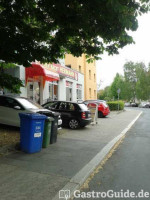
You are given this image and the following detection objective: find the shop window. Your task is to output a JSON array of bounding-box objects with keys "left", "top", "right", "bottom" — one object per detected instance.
[
  {"left": 66, "top": 81, "right": 72, "bottom": 101},
  {"left": 89, "top": 70, "right": 91, "bottom": 79},
  {"left": 76, "top": 84, "right": 82, "bottom": 100},
  {"left": 48, "top": 82, "right": 58, "bottom": 101},
  {"left": 30, "top": 84, "right": 33, "bottom": 91}
]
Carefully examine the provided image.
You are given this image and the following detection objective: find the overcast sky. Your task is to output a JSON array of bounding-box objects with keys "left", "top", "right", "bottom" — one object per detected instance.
[{"left": 96, "top": 12, "right": 150, "bottom": 90}]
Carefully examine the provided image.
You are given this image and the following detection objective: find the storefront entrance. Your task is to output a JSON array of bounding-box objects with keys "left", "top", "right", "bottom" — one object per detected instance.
[
  {"left": 27, "top": 81, "right": 40, "bottom": 104},
  {"left": 48, "top": 82, "right": 58, "bottom": 101}
]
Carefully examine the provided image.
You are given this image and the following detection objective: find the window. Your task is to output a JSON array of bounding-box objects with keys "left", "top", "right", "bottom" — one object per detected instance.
[
  {"left": 94, "top": 74, "right": 96, "bottom": 82},
  {"left": 79, "top": 65, "right": 82, "bottom": 72},
  {"left": 66, "top": 103, "right": 75, "bottom": 111},
  {"left": 89, "top": 88, "right": 91, "bottom": 98},
  {"left": 2, "top": 97, "right": 23, "bottom": 109},
  {"left": 30, "top": 84, "right": 33, "bottom": 91},
  {"left": 59, "top": 102, "right": 67, "bottom": 110},
  {"left": 76, "top": 84, "right": 82, "bottom": 100},
  {"left": 89, "top": 70, "right": 91, "bottom": 79},
  {"left": 44, "top": 102, "right": 58, "bottom": 109},
  {"left": 66, "top": 65, "right": 71, "bottom": 68}
]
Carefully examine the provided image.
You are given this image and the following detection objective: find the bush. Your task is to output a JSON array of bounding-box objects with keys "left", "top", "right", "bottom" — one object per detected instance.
[{"left": 107, "top": 101, "right": 124, "bottom": 111}]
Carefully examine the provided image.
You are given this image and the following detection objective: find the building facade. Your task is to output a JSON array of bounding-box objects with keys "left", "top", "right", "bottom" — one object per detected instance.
[
  {"left": 65, "top": 54, "right": 97, "bottom": 100},
  {"left": 4, "top": 62, "right": 84, "bottom": 104}
]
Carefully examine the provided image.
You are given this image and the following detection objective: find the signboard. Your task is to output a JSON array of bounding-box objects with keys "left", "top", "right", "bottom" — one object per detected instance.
[
  {"left": 41, "top": 62, "right": 78, "bottom": 81},
  {"left": 87, "top": 103, "right": 98, "bottom": 125}
]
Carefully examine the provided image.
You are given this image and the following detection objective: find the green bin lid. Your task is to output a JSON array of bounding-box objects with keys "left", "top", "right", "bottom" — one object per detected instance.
[{"left": 46, "top": 117, "right": 54, "bottom": 122}]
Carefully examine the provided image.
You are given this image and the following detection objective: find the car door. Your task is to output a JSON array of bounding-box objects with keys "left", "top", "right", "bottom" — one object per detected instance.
[
  {"left": 56, "top": 102, "right": 69, "bottom": 125},
  {"left": 0, "top": 97, "right": 25, "bottom": 127}
]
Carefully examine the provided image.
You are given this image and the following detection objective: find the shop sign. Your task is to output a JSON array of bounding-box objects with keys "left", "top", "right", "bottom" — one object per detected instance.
[{"left": 43, "top": 63, "right": 78, "bottom": 81}]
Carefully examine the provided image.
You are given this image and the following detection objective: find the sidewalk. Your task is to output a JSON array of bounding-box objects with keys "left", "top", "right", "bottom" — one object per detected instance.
[{"left": 0, "top": 109, "right": 141, "bottom": 200}]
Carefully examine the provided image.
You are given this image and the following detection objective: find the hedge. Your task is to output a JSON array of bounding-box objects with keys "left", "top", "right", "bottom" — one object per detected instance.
[{"left": 107, "top": 101, "right": 124, "bottom": 111}]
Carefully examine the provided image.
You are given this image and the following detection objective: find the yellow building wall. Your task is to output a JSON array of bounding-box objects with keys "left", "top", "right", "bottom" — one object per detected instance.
[{"left": 65, "top": 54, "right": 97, "bottom": 100}]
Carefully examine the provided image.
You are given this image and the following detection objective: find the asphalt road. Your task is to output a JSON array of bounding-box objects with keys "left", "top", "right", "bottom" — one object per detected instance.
[{"left": 74, "top": 108, "right": 150, "bottom": 200}]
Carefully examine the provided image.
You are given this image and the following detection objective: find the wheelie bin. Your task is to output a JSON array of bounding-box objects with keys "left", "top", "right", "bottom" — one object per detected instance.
[
  {"left": 50, "top": 112, "right": 60, "bottom": 144},
  {"left": 42, "top": 117, "right": 54, "bottom": 148},
  {"left": 37, "top": 111, "right": 60, "bottom": 144},
  {"left": 19, "top": 113, "right": 47, "bottom": 153}
]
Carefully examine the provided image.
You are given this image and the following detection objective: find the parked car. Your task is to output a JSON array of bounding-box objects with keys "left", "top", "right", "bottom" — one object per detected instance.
[
  {"left": 83, "top": 100, "right": 110, "bottom": 118},
  {"left": 124, "top": 102, "right": 131, "bottom": 107},
  {"left": 42, "top": 101, "right": 92, "bottom": 129},
  {"left": 0, "top": 95, "right": 62, "bottom": 128},
  {"left": 131, "top": 102, "right": 138, "bottom": 107},
  {"left": 139, "top": 102, "right": 150, "bottom": 108}
]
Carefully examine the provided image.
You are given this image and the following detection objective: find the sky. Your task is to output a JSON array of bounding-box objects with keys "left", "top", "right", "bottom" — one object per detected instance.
[{"left": 96, "top": 12, "right": 150, "bottom": 90}]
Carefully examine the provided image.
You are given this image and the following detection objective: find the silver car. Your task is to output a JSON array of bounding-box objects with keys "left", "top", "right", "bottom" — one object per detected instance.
[{"left": 0, "top": 95, "right": 62, "bottom": 127}]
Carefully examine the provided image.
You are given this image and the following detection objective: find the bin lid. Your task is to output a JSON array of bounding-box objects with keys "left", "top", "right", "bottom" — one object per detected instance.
[
  {"left": 38, "top": 111, "right": 60, "bottom": 117},
  {"left": 50, "top": 111, "right": 60, "bottom": 117},
  {"left": 46, "top": 117, "right": 54, "bottom": 122},
  {"left": 19, "top": 113, "right": 47, "bottom": 119}
]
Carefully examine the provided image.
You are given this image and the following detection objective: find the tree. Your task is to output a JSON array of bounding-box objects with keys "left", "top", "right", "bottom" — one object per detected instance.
[
  {"left": 123, "top": 61, "right": 150, "bottom": 101},
  {"left": 98, "top": 86, "right": 111, "bottom": 101},
  {"left": 0, "top": 62, "right": 23, "bottom": 93},
  {"left": 0, "top": 0, "right": 149, "bottom": 92},
  {"left": 135, "top": 63, "right": 150, "bottom": 100},
  {"left": 0, "top": 0, "right": 149, "bottom": 66}
]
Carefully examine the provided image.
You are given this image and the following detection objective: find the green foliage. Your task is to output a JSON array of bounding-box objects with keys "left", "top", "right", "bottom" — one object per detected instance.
[
  {"left": 98, "top": 86, "right": 111, "bottom": 100},
  {"left": 102, "top": 61, "right": 150, "bottom": 102},
  {"left": 0, "top": 73, "right": 24, "bottom": 94},
  {"left": 0, "top": 62, "right": 23, "bottom": 93},
  {"left": 124, "top": 61, "right": 150, "bottom": 101},
  {"left": 107, "top": 101, "right": 124, "bottom": 111},
  {"left": 0, "top": 0, "right": 149, "bottom": 66}
]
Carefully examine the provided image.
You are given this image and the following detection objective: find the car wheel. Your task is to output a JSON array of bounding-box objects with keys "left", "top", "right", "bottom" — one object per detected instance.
[
  {"left": 69, "top": 119, "right": 79, "bottom": 129},
  {"left": 98, "top": 111, "right": 104, "bottom": 118}
]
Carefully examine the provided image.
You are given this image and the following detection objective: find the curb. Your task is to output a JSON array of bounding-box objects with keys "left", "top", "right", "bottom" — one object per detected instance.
[{"left": 52, "top": 111, "right": 143, "bottom": 200}]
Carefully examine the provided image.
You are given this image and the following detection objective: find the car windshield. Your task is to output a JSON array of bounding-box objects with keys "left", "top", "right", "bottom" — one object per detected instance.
[
  {"left": 79, "top": 103, "right": 88, "bottom": 111},
  {"left": 17, "top": 98, "right": 43, "bottom": 109}
]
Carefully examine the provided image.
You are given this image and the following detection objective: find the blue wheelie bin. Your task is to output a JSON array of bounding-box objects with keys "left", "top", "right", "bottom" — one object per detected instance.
[{"left": 19, "top": 113, "right": 47, "bottom": 153}]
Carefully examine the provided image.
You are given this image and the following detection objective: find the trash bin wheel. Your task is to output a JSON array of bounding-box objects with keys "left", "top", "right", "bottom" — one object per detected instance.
[{"left": 69, "top": 119, "right": 79, "bottom": 129}]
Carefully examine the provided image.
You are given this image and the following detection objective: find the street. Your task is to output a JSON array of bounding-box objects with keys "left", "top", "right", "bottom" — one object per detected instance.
[
  {"left": 74, "top": 108, "right": 150, "bottom": 200},
  {"left": 0, "top": 109, "right": 141, "bottom": 200}
]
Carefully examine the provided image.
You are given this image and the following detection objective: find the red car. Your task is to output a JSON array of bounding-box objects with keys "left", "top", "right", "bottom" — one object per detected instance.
[{"left": 83, "top": 100, "right": 110, "bottom": 118}]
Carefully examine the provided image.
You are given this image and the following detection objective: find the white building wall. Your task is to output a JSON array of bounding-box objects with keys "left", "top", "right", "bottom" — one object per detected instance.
[
  {"left": 19, "top": 66, "right": 27, "bottom": 97},
  {"left": 58, "top": 78, "right": 66, "bottom": 101},
  {"left": 58, "top": 72, "right": 84, "bottom": 102}
]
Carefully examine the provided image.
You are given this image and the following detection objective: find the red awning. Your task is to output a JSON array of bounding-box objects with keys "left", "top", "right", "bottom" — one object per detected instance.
[{"left": 25, "top": 63, "right": 59, "bottom": 87}]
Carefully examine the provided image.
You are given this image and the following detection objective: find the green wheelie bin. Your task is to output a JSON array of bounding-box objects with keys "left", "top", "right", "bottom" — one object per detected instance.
[{"left": 42, "top": 117, "right": 54, "bottom": 148}]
